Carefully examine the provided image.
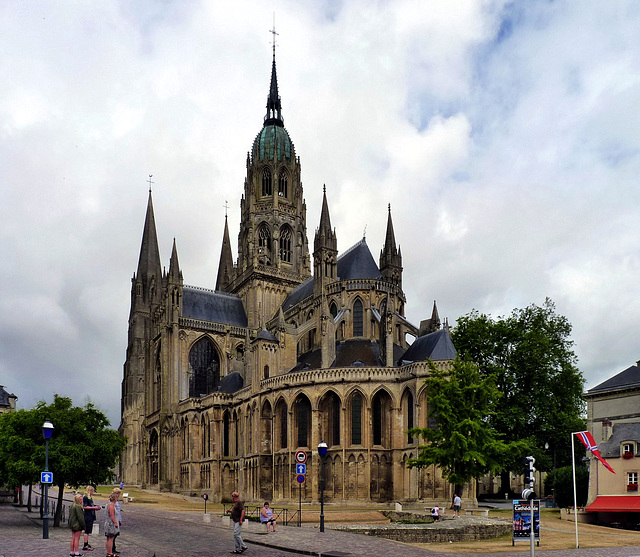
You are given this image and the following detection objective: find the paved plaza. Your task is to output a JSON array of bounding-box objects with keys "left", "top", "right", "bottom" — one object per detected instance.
[{"left": 3, "top": 502, "right": 640, "bottom": 557}]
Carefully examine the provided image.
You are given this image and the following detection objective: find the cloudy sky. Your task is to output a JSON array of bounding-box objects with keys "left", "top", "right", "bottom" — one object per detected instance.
[{"left": 1, "top": 1, "right": 639, "bottom": 428}]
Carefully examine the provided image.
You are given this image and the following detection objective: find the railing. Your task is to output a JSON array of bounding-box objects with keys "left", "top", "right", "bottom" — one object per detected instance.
[
  {"left": 222, "top": 504, "right": 298, "bottom": 526},
  {"left": 33, "top": 493, "right": 68, "bottom": 523}
]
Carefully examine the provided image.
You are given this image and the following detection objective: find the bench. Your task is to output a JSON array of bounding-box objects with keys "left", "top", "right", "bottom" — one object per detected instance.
[
  {"left": 465, "top": 509, "right": 489, "bottom": 517},
  {"left": 122, "top": 492, "right": 134, "bottom": 503}
]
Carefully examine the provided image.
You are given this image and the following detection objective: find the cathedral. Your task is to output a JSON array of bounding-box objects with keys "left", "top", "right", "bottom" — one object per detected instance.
[{"left": 119, "top": 48, "right": 467, "bottom": 505}]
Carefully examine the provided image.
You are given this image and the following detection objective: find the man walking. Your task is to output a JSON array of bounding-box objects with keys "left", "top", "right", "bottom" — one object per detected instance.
[{"left": 229, "top": 491, "right": 248, "bottom": 554}]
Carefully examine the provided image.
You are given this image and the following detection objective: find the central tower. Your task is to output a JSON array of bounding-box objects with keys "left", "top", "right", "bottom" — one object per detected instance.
[{"left": 224, "top": 48, "right": 311, "bottom": 328}]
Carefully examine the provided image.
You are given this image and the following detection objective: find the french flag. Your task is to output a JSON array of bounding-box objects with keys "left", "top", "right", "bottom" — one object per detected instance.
[{"left": 575, "top": 431, "right": 616, "bottom": 474}]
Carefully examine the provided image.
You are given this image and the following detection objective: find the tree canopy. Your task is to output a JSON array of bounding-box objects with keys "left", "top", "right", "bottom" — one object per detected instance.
[
  {"left": 407, "top": 358, "right": 526, "bottom": 488},
  {"left": 451, "top": 298, "right": 585, "bottom": 477},
  {"left": 0, "top": 395, "right": 126, "bottom": 526}
]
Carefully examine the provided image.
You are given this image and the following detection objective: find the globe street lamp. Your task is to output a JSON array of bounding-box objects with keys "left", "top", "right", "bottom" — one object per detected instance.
[
  {"left": 318, "top": 441, "right": 328, "bottom": 533},
  {"left": 42, "top": 420, "right": 54, "bottom": 539}
]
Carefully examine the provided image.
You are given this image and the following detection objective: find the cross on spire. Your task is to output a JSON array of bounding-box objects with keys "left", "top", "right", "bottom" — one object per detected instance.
[
  {"left": 269, "top": 14, "right": 278, "bottom": 58},
  {"left": 223, "top": 200, "right": 229, "bottom": 218},
  {"left": 147, "top": 174, "right": 154, "bottom": 192}
]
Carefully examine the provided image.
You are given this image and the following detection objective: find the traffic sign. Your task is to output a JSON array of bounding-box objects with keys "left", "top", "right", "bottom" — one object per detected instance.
[
  {"left": 296, "top": 463, "right": 306, "bottom": 475},
  {"left": 295, "top": 450, "right": 307, "bottom": 464},
  {"left": 296, "top": 474, "right": 305, "bottom": 483},
  {"left": 41, "top": 472, "right": 53, "bottom": 484}
]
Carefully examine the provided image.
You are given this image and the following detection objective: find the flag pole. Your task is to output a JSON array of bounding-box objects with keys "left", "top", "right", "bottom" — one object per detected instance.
[{"left": 571, "top": 431, "right": 579, "bottom": 548}]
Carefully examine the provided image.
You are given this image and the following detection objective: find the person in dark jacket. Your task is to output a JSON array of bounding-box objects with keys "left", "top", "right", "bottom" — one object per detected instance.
[
  {"left": 69, "top": 492, "right": 86, "bottom": 556},
  {"left": 82, "top": 485, "right": 100, "bottom": 551}
]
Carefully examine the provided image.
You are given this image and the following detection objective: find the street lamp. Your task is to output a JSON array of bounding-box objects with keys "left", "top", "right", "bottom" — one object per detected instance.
[
  {"left": 42, "top": 420, "right": 54, "bottom": 539},
  {"left": 318, "top": 441, "right": 328, "bottom": 533}
]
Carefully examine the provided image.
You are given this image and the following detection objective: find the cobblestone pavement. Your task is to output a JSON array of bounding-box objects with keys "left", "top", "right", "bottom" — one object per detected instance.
[{"left": 4, "top": 502, "right": 640, "bottom": 557}]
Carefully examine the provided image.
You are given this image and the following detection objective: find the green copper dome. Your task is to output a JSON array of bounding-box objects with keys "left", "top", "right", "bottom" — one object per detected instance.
[{"left": 253, "top": 124, "right": 293, "bottom": 162}]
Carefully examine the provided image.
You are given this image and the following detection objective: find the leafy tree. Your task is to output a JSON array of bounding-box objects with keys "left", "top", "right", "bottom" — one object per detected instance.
[
  {"left": 0, "top": 395, "right": 126, "bottom": 527},
  {"left": 544, "top": 465, "right": 588, "bottom": 507},
  {"left": 451, "top": 298, "right": 585, "bottom": 492},
  {"left": 407, "top": 358, "right": 526, "bottom": 491}
]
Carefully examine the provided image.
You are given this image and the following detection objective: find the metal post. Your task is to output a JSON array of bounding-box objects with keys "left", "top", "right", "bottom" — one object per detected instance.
[
  {"left": 43, "top": 436, "right": 49, "bottom": 539},
  {"left": 530, "top": 500, "right": 535, "bottom": 556},
  {"left": 320, "top": 453, "right": 325, "bottom": 532}
]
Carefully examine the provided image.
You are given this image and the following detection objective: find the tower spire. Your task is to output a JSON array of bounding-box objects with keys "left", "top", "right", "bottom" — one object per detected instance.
[
  {"left": 379, "top": 203, "right": 403, "bottom": 288},
  {"left": 136, "top": 189, "right": 162, "bottom": 287},
  {"left": 216, "top": 213, "right": 234, "bottom": 291},
  {"left": 265, "top": 20, "right": 283, "bottom": 126}
]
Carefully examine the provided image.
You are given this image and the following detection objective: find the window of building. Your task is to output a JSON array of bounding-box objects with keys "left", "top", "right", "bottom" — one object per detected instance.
[
  {"left": 279, "top": 226, "right": 292, "bottom": 263},
  {"left": 223, "top": 412, "right": 230, "bottom": 457},
  {"left": 406, "top": 392, "right": 414, "bottom": 444},
  {"left": 280, "top": 403, "right": 288, "bottom": 449},
  {"left": 351, "top": 393, "right": 362, "bottom": 445},
  {"left": 353, "top": 299, "right": 363, "bottom": 336},
  {"left": 628, "top": 472, "right": 638, "bottom": 488},
  {"left": 330, "top": 302, "right": 338, "bottom": 319},
  {"left": 188, "top": 337, "right": 220, "bottom": 397},
  {"left": 258, "top": 224, "right": 271, "bottom": 252},
  {"left": 623, "top": 443, "right": 635, "bottom": 457},
  {"left": 296, "top": 395, "right": 311, "bottom": 448},
  {"left": 263, "top": 365, "right": 270, "bottom": 379},
  {"left": 372, "top": 390, "right": 391, "bottom": 447},
  {"left": 262, "top": 168, "right": 272, "bottom": 196},
  {"left": 278, "top": 169, "right": 288, "bottom": 198}
]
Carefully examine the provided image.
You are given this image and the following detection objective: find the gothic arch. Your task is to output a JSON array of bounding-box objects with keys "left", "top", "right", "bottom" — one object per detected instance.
[
  {"left": 346, "top": 389, "right": 365, "bottom": 446},
  {"left": 293, "top": 393, "right": 312, "bottom": 449},
  {"left": 372, "top": 389, "right": 393, "bottom": 448},
  {"left": 188, "top": 336, "right": 220, "bottom": 398},
  {"left": 401, "top": 388, "right": 415, "bottom": 445},
  {"left": 279, "top": 224, "right": 292, "bottom": 263},
  {"left": 353, "top": 297, "right": 364, "bottom": 337},
  {"left": 261, "top": 167, "right": 272, "bottom": 196},
  {"left": 318, "top": 389, "right": 342, "bottom": 448},
  {"left": 278, "top": 168, "right": 288, "bottom": 198},
  {"left": 274, "top": 397, "right": 288, "bottom": 450},
  {"left": 257, "top": 222, "right": 272, "bottom": 264}
]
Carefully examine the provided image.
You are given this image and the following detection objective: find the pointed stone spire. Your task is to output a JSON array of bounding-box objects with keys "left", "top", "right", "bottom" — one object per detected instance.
[
  {"left": 265, "top": 29, "right": 283, "bottom": 126},
  {"left": 135, "top": 189, "right": 162, "bottom": 299},
  {"left": 379, "top": 203, "right": 403, "bottom": 288},
  {"left": 313, "top": 185, "right": 338, "bottom": 297},
  {"left": 168, "top": 238, "right": 181, "bottom": 281},
  {"left": 314, "top": 185, "right": 336, "bottom": 252},
  {"left": 216, "top": 215, "right": 235, "bottom": 291}
]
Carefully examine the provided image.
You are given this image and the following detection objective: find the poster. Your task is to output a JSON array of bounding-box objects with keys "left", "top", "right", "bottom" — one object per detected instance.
[{"left": 512, "top": 499, "right": 540, "bottom": 542}]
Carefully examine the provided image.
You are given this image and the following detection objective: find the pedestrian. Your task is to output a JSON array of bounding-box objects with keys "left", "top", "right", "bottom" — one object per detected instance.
[
  {"left": 453, "top": 493, "right": 462, "bottom": 518},
  {"left": 82, "top": 485, "right": 100, "bottom": 552},
  {"left": 111, "top": 487, "right": 123, "bottom": 555},
  {"left": 104, "top": 492, "right": 120, "bottom": 557},
  {"left": 69, "top": 492, "right": 86, "bottom": 556},
  {"left": 228, "top": 491, "right": 248, "bottom": 554},
  {"left": 260, "top": 501, "right": 277, "bottom": 532},
  {"left": 430, "top": 504, "right": 440, "bottom": 522}
]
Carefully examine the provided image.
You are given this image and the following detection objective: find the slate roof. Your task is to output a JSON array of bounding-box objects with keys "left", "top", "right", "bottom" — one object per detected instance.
[
  {"left": 0, "top": 386, "right": 16, "bottom": 407},
  {"left": 182, "top": 286, "right": 248, "bottom": 327},
  {"left": 218, "top": 371, "right": 244, "bottom": 394},
  {"left": 399, "top": 328, "right": 457, "bottom": 365},
  {"left": 599, "top": 423, "right": 640, "bottom": 458},
  {"left": 586, "top": 363, "right": 640, "bottom": 395},
  {"left": 283, "top": 239, "right": 380, "bottom": 311},
  {"left": 257, "top": 328, "right": 277, "bottom": 341}
]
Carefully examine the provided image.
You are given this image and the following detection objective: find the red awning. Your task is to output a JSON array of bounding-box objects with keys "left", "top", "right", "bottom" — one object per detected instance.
[{"left": 586, "top": 496, "right": 640, "bottom": 512}]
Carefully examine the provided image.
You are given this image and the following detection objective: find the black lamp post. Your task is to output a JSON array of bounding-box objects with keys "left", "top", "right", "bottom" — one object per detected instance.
[
  {"left": 318, "top": 441, "right": 328, "bottom": 532},
  {"left": 42, "top": 420, "right": 54, "bottom": 539}
]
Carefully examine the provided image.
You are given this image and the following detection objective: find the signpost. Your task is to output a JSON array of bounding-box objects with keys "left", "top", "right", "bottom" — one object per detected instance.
[{"left": 295, "top": 451, "right": 307, "bottom": 527}]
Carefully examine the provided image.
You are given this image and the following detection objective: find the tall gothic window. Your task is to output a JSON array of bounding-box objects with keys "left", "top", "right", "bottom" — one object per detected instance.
[
  {"left": 279, "top": 402, "right": 288, "bottom": 449},
  {"left": 331, "top": 393, "right": 340, "bottom": 446},
  {"left": 296, "top": 395, "right": 311, "bottom": 448},
  {"left": 188, "top": 337, "right": 220, "bottom": 397},
  {"left": 223, "top": 411, "right": 230, "bottom": 457},
  {"left": 351, "top": 393, "right": 362, "bottom": 445},
  {"left": 258, "top": 224, "right": 272, "bottom": 264},
  {"left": 373, "top": 390, "right": 391, "bottom": 447},
  {"left": 262, "top": 168, "right": 272, "bottom": 196},
  {"left": 278, "top": 169, "right": 288, "bottom": 198},
  {"left": 330, "top": 302, "right": 338, "bottom": 319},
  {"left": 279, "top": 226, "right": 292, "bottom": 263},
  {"left": 406, "top": 391, "right": 414, "bottom": 444},
  {"left": 353, "top": 299, "right": 363, "bottom": 337}
]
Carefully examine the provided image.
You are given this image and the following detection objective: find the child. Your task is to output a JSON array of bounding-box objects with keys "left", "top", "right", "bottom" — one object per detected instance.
[{"left": 431, "top": 505, "right": 440, "bottom": 522}]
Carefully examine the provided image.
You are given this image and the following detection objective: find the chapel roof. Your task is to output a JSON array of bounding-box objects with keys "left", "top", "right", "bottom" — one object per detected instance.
[
  {"left": 398, "top": 328, "right": 457, "bottom": 365},
  {"left": 182, "top": 286, "right": 248, "bottom": 327}
]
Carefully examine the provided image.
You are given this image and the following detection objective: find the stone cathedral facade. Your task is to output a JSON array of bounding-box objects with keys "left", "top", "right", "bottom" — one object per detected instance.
[{"left": 119, "top": 51, "right": 469, "bottom": 504}]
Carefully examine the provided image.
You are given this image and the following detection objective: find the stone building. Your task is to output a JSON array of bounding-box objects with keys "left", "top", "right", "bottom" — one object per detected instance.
[
  {"left": 119, "top": 49, "right": 466, "bottom": 505},
  {"left": 0, "top": 386, "right": 17, "bottom": 415}
]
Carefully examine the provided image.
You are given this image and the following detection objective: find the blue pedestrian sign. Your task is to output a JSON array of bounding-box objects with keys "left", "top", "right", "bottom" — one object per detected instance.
[
  {"left": 41, "top": 471, "right": 53, "bottom": 484},
  {"left": 296, "top": 463, "right": 306, "bottom": 475}
]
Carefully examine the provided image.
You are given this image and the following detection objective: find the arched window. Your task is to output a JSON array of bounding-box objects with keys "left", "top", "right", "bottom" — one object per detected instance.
[
  {"left": 188, "top": 337, "right": 220, "bottom": 397},
  {"left": 234, "top": 410, "right": 239, "bottom": 456},
  {"left": 351, "top": 393, "right": 362, "bottom": 445},
  {"left": 223, "top": 412, "right": 230, "bottom": 457},
  {"left": 353, "top": 299, "right": 363, "bottom": 337},
  {"left": 278, "top": 169, "right": 288, "bottom": 198},
  {"left": 330, "top": 302, "right": 338, "bottom": 319},
  {"left": 258, "top": 224, "right": 272, "bottom": 265},
  {"left": 320, "top": 391, "right": 341, "bottom": 447},
  {"left": 295, "top": 395, "right": 311, "bottom": 448},
  {"left": 279, "top": 226, "right": 292, "bottom": 263},
  {"left": 263, "top": 365, "right": 270, "bottom": 379},
  {"left": 262, "top": 168, "right": 272, "bottom": 196},
  {"left": 279, "top": 402, "right": 288, "bottom": 449},
  {"left": 373, "top": 390, "right": 392, "bottom": 447},
  {"left": 406, "top": 392, "right": 414, "bottom": 444}
]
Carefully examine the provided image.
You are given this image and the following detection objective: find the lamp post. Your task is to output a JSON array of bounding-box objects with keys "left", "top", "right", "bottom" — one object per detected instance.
[
  {"left": 318, "top": 441, "right": 328, "bottom": 533},
  {"left": 42, "top": 420, "right": 54, "bottom": 539}
]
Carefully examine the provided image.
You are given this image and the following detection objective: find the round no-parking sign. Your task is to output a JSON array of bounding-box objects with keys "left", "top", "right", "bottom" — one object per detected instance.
[
  {"left": 296, "top": 474, "right": 305, "bottom": 483},
  {"left": 295, "top": 450, "right": 307, "bottom": 464}
]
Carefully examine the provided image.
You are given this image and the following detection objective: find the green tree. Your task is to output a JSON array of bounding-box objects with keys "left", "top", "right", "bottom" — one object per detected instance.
[
  {"left": 544, "top": 465, "right": 588, "bottom": 507},
  {"left": 451, "top": 298, "right": 585, "bottom": 492},
  {"left": 0, "top": 395, "right": 126, "bottom": 527},
  {"left": 407, "top": 358, "right": 526, "bottom": 491}
]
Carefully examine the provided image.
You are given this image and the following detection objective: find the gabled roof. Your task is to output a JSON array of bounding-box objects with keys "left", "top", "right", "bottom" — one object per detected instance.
[
  {"left": 218, "top": 371, "right": 244, "bottom": 394},
  {"left": 399, "top": 328, "right": 457, "bottom": 365},
  {"left": 256, "top": 328, "right": 277, "bottom": 341},
  {"left": 282, "top": 239, "right": 380, "bottom": 310},
  {"left": 0, "top": 386, "right": 16, "bottom": 407},
  {"left": 182, "top": 286, "right": 248, "bottom": 327},
  {"left": 587, "top": 363, "right": 640, "bottom": 395}
]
